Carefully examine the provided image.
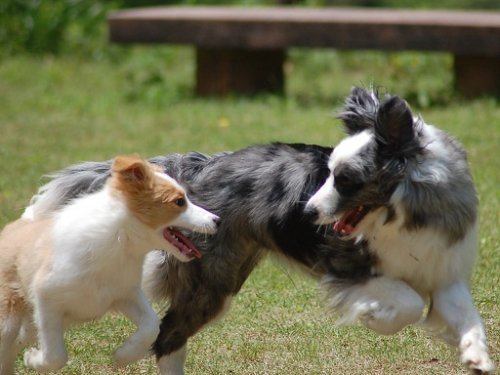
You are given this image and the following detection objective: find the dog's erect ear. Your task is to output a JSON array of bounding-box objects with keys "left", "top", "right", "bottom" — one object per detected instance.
[
  {"left": 112, "top": 155, "right": 151, "bottom": 184},
  {"left": 337, "top": 86, "right": 380, "bottom": 135},
  {"left": 375, "top": 95, "right": 415, "bottom": 151}
]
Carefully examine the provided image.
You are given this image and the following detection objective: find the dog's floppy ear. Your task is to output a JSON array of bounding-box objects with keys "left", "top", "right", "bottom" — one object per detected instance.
[
  {"left": 375, "top": 95, "right": 416, "bottom": 154},
  {"left": 337, "top": 86, "right": 379, "bottom": 135},
  {"left": 112, "top": 155, "right": 152, "bottom": 184}
]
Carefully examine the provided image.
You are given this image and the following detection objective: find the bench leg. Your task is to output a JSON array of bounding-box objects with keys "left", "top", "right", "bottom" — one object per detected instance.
[
  {"left": 454, "top": 55, "right": 500, "bottom": 97},
  {"left": 196, "top": 48, "right": 285, "bottom": 96}
]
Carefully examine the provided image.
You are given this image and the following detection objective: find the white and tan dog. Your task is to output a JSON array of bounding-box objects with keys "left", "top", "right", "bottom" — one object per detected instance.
[{"left": 0, "top": 155, "right": 219, "bottom": 374}]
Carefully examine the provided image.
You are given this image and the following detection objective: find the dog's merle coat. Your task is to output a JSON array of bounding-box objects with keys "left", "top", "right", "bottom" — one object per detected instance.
[{"left": 145, "top": 144, "right": 377, "bottom": 357}]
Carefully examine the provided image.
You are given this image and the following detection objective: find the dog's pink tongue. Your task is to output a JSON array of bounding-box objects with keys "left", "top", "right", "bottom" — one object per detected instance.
[
  {"left": 333, "top": 207, "right": 366, "bottom": 237},
  {"left": 163, "top": 228, "right": 202, "bottom": 259},
  {"left": 333, "top": 216, "right": 356, "bottom": 236}
]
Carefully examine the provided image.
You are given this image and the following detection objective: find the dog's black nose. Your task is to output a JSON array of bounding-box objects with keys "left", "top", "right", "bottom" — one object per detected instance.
[
  {"left": 303, "top": 205, "right": 319, "bottom": 222},
  {"left": 213, "top": 216, "right": 221, "bottom": 227}
]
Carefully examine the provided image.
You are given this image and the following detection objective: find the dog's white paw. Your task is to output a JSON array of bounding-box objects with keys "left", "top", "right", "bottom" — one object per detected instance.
[
  {"left": 23, "top": 348, "right": 66, "bottom": 372},
  {"left": 332, "top": 277, "right": 424, "bottom": 335},
  {"left": 357, "top": 301, "right": 402, "bottom": 335},
  {"left": 337, "top": 299, "right": 401, "bottom": 334},
  {"left": 113, "top": 343, "right": 150, "bottom": 367},
  {"left": 461, "top": 342, "right": 495, "bottom": 374},
  {"left": 355, "top": 298, "right": 424, "bottom": 335},
  {"left": 23, "top": 348, "right": 44, "bottom": 370}
]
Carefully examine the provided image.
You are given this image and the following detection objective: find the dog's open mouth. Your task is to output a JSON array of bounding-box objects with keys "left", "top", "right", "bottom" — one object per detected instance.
[
  {"left": 333, "top": 206, "right": 370, "bottom": 237},
  {"left": 163, "top": 227, "right": 202, "bottom": 259}
]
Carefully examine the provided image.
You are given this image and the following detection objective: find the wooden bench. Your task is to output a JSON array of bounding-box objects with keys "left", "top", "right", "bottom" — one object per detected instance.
[{"left": 108, "top": 7, "right": 500, "bottom": 97}]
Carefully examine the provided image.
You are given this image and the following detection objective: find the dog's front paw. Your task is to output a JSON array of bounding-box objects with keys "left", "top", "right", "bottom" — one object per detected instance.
[
  {"left": 358, "top": 301, "right": 401, "bottom": 335},
  {"left": 336, "top": 299, "right": 403, "bottom": 335},
  {"left": 23, "top": 348, "right": 66, "bottom": 372},
  {"left": 113, "top": 343, "right": 150, "bottom": 367},
  {"left": 24, "top": 348, "right": 44, "bottom": 370},
  {"left": 357, "top": 298, "right": 424, "bottom": 335},
  {"left": 332, "top": 277, "right": 424, "bottom": 335},
  {"left": 461, "top": 342, "right": 495, "bottom": 374}
]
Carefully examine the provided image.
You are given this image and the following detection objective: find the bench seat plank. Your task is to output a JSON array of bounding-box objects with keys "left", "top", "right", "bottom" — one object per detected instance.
[
  {"left": 108, "top": 7, "right": 500, "bottom": 96},
  {"left": 109, "top": 7, "right": 500, "bottom": 55}
]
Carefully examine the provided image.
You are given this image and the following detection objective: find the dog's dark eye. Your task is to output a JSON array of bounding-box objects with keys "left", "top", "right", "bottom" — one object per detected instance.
[
  {"left": 334, "top": 172, "right": 364, "bottom": 196},
  {"left": 174, "top": 198, "right": 186, "bottom": 207}
]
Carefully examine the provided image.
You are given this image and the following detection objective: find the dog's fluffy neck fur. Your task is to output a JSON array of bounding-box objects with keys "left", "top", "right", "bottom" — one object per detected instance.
[
  {"left": 52, "top": 185, "right": 156, "bottom": 263},
  {"left": 340, "top": 122, "right": 477, "bottom": 246},
  {"left": 396, "top": 124, "right": 477, "bottom": 243}
]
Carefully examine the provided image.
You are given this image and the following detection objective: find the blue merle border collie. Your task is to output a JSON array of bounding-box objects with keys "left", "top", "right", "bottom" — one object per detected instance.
[{"left": 22, "top": 87, "right": 493, "bottom": 374}]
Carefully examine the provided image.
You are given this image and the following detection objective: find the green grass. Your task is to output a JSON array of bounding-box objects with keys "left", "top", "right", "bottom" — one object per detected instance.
[{"left": 0, "top": 49, "right": 498, "bottom": 374}]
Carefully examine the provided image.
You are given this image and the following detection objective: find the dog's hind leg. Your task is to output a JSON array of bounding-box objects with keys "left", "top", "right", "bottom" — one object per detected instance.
[
  {"left": 17, "top": 314, "right": 37, "bottom": 348},
  {"left": 154, "top": 292, "right": 233, "bottom": 375},
  {"left": 0, "top": 288, "right": 31, "bottom": 375},
  {"left": 0, "top": 314, "right": 22, "bottom": 375},
  {"left": 157, "top": 345, "right": 187, "bottom": 375},
  {"left": 426, "top": 281, "right": 495, "bottom": 374}
]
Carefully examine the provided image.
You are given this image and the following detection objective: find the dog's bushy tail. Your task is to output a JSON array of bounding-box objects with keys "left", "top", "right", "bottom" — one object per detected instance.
[
  {"left": 23, "top": 153, "right": 205, "bottom": 220},
  {"left": 23, "top": 161, "right": 112, "bottom": 219}
]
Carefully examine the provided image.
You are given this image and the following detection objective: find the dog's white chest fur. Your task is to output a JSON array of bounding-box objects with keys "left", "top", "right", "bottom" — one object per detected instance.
[{"left": 361, "top": 208, "right": 477, "bottom": 294}]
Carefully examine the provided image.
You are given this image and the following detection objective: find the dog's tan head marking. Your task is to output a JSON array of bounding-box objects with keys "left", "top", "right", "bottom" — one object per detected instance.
[{"left": 110, "top": 155, "right": 187, "bottom": 229}]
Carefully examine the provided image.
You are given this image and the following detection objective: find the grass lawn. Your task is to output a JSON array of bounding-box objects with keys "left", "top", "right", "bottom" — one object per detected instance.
[{"left": 0, "top": 48, "right": 498, "bottom": 374}]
